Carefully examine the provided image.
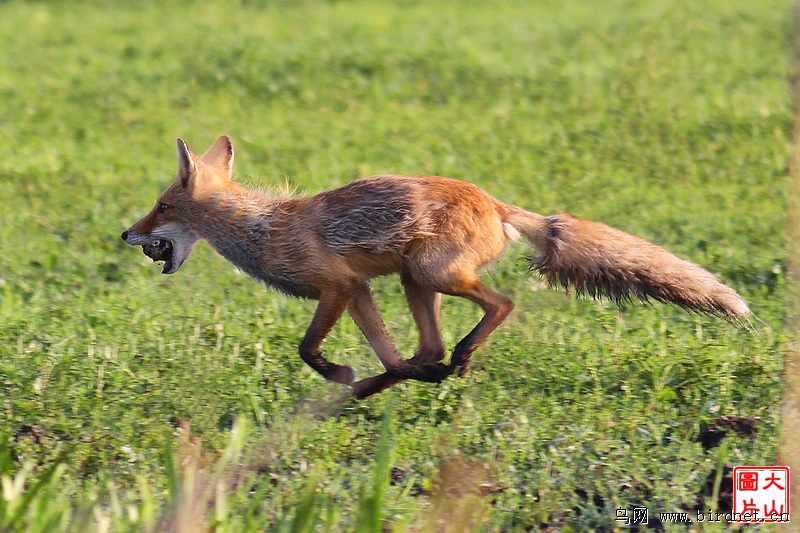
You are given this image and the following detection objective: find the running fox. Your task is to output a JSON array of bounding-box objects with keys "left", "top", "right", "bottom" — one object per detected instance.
[{"left": 121, "top": 136, "right": 750, "bottom": 398}]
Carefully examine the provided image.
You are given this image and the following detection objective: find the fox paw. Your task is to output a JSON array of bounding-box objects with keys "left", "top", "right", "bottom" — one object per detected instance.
[
  {"left": 449, "top": 350, "right": 473, "bottom": 377},
  {"left": 351, "top": 373, "right": 401, "bottom": 400},
  {"left": 390, "top": 361, "right": 452, "bottom": 383},
  {"left": 423, "top": 362, "right": 453, "bottom": 382}
]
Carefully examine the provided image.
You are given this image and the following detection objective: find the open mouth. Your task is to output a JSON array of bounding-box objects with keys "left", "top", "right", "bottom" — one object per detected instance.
[{"left": 142, "top": 239, "right": 175, "bottom": 274}]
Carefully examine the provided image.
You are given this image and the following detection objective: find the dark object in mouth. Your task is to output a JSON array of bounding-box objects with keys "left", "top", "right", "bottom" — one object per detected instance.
[{"left": 142, "top": 239, "right": 173, "bottom": 262}]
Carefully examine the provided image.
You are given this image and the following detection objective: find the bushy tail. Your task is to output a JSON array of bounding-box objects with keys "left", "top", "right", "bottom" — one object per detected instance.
[{"left": 500, "top": 207, "right": 749, "bottom": 318}]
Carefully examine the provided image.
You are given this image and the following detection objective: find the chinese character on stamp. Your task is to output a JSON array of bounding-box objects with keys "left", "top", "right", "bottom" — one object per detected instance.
[{"left": 732, "top": 466, "right": 790, "bottom": 523}]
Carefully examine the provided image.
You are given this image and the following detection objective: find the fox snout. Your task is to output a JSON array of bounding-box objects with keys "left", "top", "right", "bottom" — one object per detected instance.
[
  {"left": 121, "top": 227, "right": 148, "bottom": 246},
  {"left": 121, "top": 220, "right": 199, "bottom": 275},
  {"left": 120, "top": 229, "right": 148, "bottom": 246}
]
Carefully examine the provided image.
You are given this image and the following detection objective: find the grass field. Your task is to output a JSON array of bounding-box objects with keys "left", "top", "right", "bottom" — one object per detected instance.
[{"left": 0, "top": 0, "right": 793, "bottom": 531}]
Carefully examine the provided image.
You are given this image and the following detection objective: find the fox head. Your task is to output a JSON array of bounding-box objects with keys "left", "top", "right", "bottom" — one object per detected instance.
[{"left": 121, "top": 135, "right": 234, "bottom": 274}]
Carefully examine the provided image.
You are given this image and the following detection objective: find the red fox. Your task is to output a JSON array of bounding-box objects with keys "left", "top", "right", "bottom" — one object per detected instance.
[{"left": 122, "top": 136, "right": 750, "bottom": 398}]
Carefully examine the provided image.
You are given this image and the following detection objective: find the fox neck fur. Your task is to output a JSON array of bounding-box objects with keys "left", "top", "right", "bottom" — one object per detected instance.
[{"left": 192, "top": 187, "right": 323, "bottom": 299}]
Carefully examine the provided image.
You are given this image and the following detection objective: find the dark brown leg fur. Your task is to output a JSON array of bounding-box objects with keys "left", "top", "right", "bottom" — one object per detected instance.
[
  {"left": 445, "top": 282, "right": 514, "bottom": 376},
  {"left": 351, "top": 279, "right": 513, "bottom": 398},
  {"left": 299, "top": 290, "right": 356, "bottom": 385}
]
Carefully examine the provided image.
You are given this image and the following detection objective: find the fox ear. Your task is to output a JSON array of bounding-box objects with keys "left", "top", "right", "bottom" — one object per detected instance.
[
  {"left": 176, "top": 138, "right": 198, "bottom": 191},
  {"left": 201, "top": 135, "right": 234, "bottom": 179}
]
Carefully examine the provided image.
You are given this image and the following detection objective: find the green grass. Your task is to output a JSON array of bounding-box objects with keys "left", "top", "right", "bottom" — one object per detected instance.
[{"left": 0, "top": 0, "right": 792, "bottom": 530}]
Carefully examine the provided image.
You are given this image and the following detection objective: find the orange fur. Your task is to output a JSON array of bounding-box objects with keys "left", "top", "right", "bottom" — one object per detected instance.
[{"left": 122, "top": 136, "right": 749, "bottom": 398}]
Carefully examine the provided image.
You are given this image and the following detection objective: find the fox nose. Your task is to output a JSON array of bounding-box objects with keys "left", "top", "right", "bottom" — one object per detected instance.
[{"left": 121, "top": 230, "right": 129, "bottom": 241}]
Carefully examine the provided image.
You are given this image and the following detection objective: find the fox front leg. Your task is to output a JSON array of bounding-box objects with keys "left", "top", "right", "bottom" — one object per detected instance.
[
  {"left": 298, "top": 291, "right": 356, "bottom": 386},
  {"left": 351, "top": 372, "right": 402, "bottom": 399}
]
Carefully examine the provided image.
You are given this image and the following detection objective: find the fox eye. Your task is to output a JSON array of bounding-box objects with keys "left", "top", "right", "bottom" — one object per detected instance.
[{"left": 157, "top": 203, "right": 169, "bottom": 213}]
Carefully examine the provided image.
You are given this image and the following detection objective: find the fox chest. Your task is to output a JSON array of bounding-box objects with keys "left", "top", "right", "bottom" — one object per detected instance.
[
  {"left": 260, "top": 270, "right": 320, "bottom": 299},
  {"left": 212, "top": 235, "right": 320, "bottom": 299},
  {"left": 237, "top": 255, "right": 320, "bottom": 299}
]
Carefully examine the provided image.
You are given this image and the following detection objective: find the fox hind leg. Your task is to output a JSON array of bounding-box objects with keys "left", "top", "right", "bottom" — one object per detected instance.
[
  {"left": 351, "top": 276, "right": 447, "bottom": 399},
  {"left": 347, "top": 284, "right": 451, "bottom": 383},
  {"left": 402, "top": 272, "right": 446, "bottom": 364},
  {"left": 352, "top": 275, "right": 514, "bottom": 399},
  {"left": 440, "top": 279, "right": 514, "bottom": 376}
]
